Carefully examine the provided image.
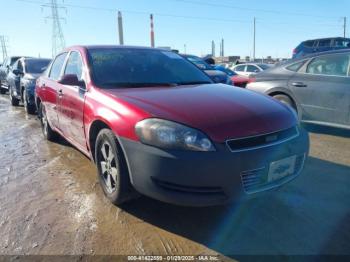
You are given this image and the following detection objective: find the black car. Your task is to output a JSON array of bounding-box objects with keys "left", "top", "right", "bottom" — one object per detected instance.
[
  {"left": 7, "top": 57, "right": 51, "bottom": 113},
  {"left": 247, "top": 49, "right": 350, "bottom": 129},
  {"left": 181, "top": 54, "right": 232, "bottom": 85},
  {"left": 0, "top": 56, "right": 24, "bottom": 94}
]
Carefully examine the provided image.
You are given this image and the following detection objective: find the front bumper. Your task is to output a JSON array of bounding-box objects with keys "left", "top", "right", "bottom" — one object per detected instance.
[{"left": 120, "top": 127, "right": 309, "bottom": 206}]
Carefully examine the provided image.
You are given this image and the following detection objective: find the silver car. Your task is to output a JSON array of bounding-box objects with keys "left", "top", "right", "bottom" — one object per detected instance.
[{"left": 247, "top": 49, "right": 350, "bottom": 129}]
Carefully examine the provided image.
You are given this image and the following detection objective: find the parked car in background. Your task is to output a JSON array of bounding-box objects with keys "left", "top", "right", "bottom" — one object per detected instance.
[
  {"left": 231, "top": 63, "right": 272, "bottom": 77},
  {"left": 7, "top": 57, "right": 51, "bottom": 113},
  {"left": 247, "top": 49, "right": 350, "bottom": 129},
  {"left": 0, "top": 56, "right": 24, "bottom": 94},
  {"left": 213, "top": 64, "right": 253, "bottom": 88},
  {"left": 292, "top": 37, "right": 350, "bottom": 59},
  {"left": 182, "top": 54, "right": 232, "bottom": 85},
  {"left": 231, "top": 74, "right": 253, "bottom": 88},
  {"left": 36, "top": 45, "right": 308, "bottom": 206}
]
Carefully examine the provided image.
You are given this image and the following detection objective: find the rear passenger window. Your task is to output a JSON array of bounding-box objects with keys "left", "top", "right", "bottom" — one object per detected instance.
[
  {"left": 306, "top": 54, "right": 350, "bottom": 76},
  {"left": 318, "top": 39, "right": 331, "bottom": 47},
  {"left": 286, "top": 61, "right": 306, "bottom": 72},
  {"left": 49, "top": 53, "right": 67, "bottom": 80}
]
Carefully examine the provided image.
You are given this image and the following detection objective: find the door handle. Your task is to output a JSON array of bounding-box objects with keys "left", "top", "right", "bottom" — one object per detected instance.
[
  {"left": 292, "top": 82, "right": 307, "bottom": 87},
  {"left": 57, "top": 89, "right": 63, "bottom": 97}
]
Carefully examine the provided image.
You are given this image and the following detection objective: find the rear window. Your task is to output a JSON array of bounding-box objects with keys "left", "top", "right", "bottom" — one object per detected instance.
[
  {"left": 318, "top": 39, "right": 331, "bottom": 47},
  {"left": 285, "top": 61, "right": 306, "bottom": 72},
  {"left": 87, "top": 48, "right": 212, "bottom": 87}
]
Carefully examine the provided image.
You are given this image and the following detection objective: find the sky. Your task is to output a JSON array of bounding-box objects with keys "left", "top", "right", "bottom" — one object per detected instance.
[{"left": 0, "top": 0, "right": 349, "bottom": 60}]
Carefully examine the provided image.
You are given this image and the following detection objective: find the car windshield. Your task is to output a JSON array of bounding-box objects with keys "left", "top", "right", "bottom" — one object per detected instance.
[
  {"left": 185, "top": 56, "right": 212, "bottom": 70},
  {"left": 25, "top": 59, "right": 51, "bottom": 74},
  {"left": 88, "top": 48, "right": 212, "bottom": 88}
]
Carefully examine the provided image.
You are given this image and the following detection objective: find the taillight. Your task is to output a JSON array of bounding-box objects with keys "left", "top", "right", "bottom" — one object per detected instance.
[{"left": 292, "top": 48, "right": 297, "bottom": 54}]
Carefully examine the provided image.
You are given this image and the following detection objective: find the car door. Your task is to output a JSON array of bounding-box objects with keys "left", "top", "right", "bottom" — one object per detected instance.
[
  {"left": 288, "top": 52, "right": 350, "bottom": 126},
  {"left": 41, "top": 52, "right": 68, "bottom": 130},
  {"left": 59, "top": 51, "right": 87, "bottom": 149}
]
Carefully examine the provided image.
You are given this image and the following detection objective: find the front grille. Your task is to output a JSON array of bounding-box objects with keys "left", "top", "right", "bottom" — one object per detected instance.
[
  {"left": 226, "top": 126, "right": 299, "bottom": 152},
  {"left": 241, "top": 154, "right": 305, "bottom": 194}
]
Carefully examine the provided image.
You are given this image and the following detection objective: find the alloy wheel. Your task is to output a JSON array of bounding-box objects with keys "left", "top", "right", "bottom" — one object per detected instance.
[{"left": 98, "top": 141, "right": 118, "bottom": 193}]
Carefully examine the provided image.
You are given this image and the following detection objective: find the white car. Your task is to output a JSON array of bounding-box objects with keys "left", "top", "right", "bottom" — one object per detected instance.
[{"left": 231, "top": 63, "right": 272, "bottom": 77}]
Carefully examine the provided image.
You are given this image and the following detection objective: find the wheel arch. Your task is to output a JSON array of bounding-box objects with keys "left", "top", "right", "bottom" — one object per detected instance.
[
  {"left": 88, "top": 119, "right": 135, "bottom": 184},
  {"left": 265, "top": 87, "right": 302, "bottom": 117}
]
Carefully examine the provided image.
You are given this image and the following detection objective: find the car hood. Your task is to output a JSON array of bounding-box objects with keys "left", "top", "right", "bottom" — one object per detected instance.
[
  {"left": 24, "top": 73, "right": 41, "bottom": 80},
  {"left": 204, "top": 70, "right": 228, "bottom": 83},
  {"left": 104, "top": 84, "right": 297, "bottom": 142}
]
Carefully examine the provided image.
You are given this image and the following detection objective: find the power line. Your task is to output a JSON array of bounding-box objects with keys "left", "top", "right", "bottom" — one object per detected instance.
[
  {"left": 14, "top": 0, "right": 342, "bottom": 28},
  {"left": 172, "top": 0, "right": 341, "bottom": 19},
  {"left": 42, "top": 0, "right": 66, "bottom": 57}
]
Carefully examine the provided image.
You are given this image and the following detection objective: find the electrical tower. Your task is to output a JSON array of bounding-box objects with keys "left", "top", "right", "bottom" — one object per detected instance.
[
  {"left": 0, "top": 36, "right": 8, "bottom": 62},
  {"left": 43, "top": 0, "right": 66, "bottom": 57}
]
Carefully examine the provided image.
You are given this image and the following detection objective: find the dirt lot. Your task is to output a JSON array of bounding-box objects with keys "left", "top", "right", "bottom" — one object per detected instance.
[{"left": 0, "top": 94, "right": 349, "bottom": 259}]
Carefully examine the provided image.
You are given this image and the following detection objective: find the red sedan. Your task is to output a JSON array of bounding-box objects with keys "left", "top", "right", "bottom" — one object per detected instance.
[{"left": 35, "top": 45, "right": 309, "bottom": 206}]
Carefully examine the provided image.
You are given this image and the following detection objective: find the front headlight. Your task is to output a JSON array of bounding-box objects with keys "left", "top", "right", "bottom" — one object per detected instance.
[{"left": 135, "top": 118, "right": 216, "bottom": 152}]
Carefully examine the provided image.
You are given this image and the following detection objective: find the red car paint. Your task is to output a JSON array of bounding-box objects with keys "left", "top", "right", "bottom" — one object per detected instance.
[
  {"left": 36, "top": 45, "right": 296, "bottom": 160},
  {"left": 231, "top": 75, "right": 253, "bottom": 88}
]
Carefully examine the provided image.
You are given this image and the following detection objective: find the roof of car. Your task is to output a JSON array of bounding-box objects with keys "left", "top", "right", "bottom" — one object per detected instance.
[
  {"left": 303, "top": 37, "right": 350, "bottom": 42},
  {"left": 80, "top": 45, "right": 166, "bottom": 51},
  {"left": 278, "top": 48, "right": 350, "bottom": 67}
]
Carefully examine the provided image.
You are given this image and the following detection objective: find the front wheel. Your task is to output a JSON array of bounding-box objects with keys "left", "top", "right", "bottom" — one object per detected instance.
[
  {"left": 9, "top": 87, "right": 19, "bottom": 106},
  {"left": 39, "top": 103, "right": 59, "bottom": 141},
  {"left": 23, "top": 90, "right": 36, "bottom": 114},
  {"left": 95, "top": 129, "right": 136, "bottom": 205}
]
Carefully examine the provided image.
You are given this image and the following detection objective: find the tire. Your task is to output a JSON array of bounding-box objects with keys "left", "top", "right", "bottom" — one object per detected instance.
[
  {"left": 39, "top": 103, "right": 59, "bottom": 141},
  {"left": 273, "top": 94, "right": 296, "bottom": 111},
  {"left": 95, "top": 129, "right": 136, "bottom": 205},
  {"left": 9, "top": 86, "right": 19, "bottom": 106},
  {"left": 23, "top": 90, "right": 36, "bottom": 114},
  {"left": 0, "top": 86, "right": 6, "bottom": 94}
]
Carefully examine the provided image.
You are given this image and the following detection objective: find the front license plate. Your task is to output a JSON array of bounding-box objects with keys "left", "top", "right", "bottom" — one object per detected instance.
[{"left": 268, "top": 155, "right": 297, "bottom": 182}]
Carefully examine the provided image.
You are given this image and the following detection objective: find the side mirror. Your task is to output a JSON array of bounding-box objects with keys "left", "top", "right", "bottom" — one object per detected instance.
[
  {"left": 13, "top": 69, "right": 23, "bottom": 76},
  {"left": 59, "top": 74, "right": 85, "bottom": 88}
]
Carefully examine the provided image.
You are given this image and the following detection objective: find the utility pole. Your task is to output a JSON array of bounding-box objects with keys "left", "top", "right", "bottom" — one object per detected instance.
[
  {"left": 221, "top": 38, "right": 224, "bottom": 57},
  {"left": 184, "top": 44, "right": 187, "bottom": 54},
  {"left": 118, "top": 11, "right": 124, "bottom": 45},
  {"left": 211, "top": 40, "right": 215, "bottom": 57},
  {"left": 150, "top": 14, "right": 155, "bottom": 48},
  {"left": 42, "top": 0, "right": 66, "bottom": 57},
  {"left": 253, "top": 17, "right": 256, "bottom": 62},
  {"left": 0, "top": 36, "right": 8, "bottom": 62},
  {"left": 344, "top": 17, "right": 347, "bottom": 38}
]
